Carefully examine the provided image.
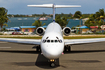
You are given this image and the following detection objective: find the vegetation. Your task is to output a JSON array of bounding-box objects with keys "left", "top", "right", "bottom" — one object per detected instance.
[
  {"left": 32, "top": 20, "right": 46, "bottom": 28},
  {"left": 74, "top": 11, "right": 82, "bottom": 27},
  {"left": 0, "top": 7, "right": 9, "bottom": 30},
  {"left": 7, "top": 13, "right": 90, "bottom": 18},
  {"left": 85, "top": 9, "right": 105, "bottom": 28},
  {"left": 2, "top": 28, "right": 7, "bottom": 31},
  {"left": 6, "top": 8, "right": 105, "bottom": 33},
  {"left": 0, "top": 33, "right": 3, "bottom": 35},
  {"left": 55, "top": 15, "right": 69, "bottom": 28}
]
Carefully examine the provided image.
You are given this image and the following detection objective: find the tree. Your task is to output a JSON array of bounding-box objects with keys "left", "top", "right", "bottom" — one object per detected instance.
[
  {"left": 0, "top": 7, "right": 9, "bottom": 30},
  {"left": 84, "top": 9, "right": 105, "bottom": 33},
  {"left": 89, "top": 14, "right": 96, "bottom": 24},
  {"left": 32, "top": 20, "right": 46, "bottom": 28},
  {"left": 55, "top": 15, "right": 69, "bottom": 28},
  {"left": 99, "top": 9, "right": 105, "bottom": 31},
  {"left": 85, "top": 14, "right": 96, "bottom": 27},
  {"left": 74, "top": 11, "right": 82, "bottom": 27},
  {"left": 99, "top": 9, "right": 104, "bottom": 16},
  {"left": 3, "top": 23, "right": 8, "bottom": 28},
  {"left": 95, "top": 12, "right": 101, "bottom": 20}
]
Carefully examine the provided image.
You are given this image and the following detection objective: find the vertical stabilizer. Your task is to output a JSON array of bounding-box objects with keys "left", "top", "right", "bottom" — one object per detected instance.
[{"left": 27, "top": 4, "right": 81, "bottom": 21}]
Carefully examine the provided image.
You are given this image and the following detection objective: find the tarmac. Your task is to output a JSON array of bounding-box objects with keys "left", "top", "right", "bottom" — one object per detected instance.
[{"left": 0, "top": 41, "right": 105, "bottom": 70}]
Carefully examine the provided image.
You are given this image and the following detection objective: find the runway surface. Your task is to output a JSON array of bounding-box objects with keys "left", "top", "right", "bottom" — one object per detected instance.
[{"left": 0, "top": 41, "right": 105, "bottom": 70}]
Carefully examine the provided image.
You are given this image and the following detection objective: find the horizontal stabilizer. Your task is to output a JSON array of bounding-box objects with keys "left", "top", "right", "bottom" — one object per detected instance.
[
  {"left": 27, "top": 4, "right": 53, "bottom": 8},
  {"left": 55, "top": 5, "right": 81, "bottom": 8},
  {"left": 27, "top": 4, "right": 81, "bottom": 8}
]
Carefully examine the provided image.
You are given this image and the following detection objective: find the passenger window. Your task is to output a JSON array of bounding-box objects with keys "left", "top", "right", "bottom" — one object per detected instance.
[
  {"left": 51, "top": 40, "right": 54, "bottom": 43},
  {"left": 47, "top": 40, "right": 50, "bottom": 43}
]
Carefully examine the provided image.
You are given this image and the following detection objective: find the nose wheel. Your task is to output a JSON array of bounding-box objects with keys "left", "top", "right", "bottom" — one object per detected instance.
[{"left": 50, "top": 62, "right": 55, "bottom": 67}]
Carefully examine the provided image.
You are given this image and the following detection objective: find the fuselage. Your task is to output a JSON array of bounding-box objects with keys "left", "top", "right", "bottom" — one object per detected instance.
[{"left": 41, "top": 22, "right": 64, "bottom": 59}]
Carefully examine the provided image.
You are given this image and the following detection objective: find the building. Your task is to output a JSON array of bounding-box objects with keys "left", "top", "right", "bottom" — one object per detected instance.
[
  {"left": 20, "top": 26, "right": 47, "bottom": 34},
  {"left": 90, "top": 26, "right": 98, "bottom": 32},
  {"left": 76, "top": 26, "right": 89, "bottom": 34},
  {"left": 100, "top": 25, "right": 105, "bottom": 30},
  {"left": 6, "top": 27, "right": 20, "bottom": 31},
  {"left": 20, "top": 26, "right": 36, "bottom": 33},
  {"left": 82, "top": 18, "right": 89, "bottom": 25}
]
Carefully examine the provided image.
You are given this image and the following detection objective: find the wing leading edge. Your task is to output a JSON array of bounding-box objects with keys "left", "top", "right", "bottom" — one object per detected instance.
[
  {"left": 0, "top": 38, "right": 105, "bottom": 45},
  {"left": 0, "top": 38, "right": 41, "bottom": 45},
  {"left": 64, "top": 38, "right": 105, "bottom": 45},
  {"left": 27, "top": 4, "right": 81, "bottom": 8}
]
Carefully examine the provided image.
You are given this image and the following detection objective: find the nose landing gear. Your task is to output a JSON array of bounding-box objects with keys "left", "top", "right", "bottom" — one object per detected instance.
[{"left": 49, "top": 59, "right": 55, "bottom": 67}]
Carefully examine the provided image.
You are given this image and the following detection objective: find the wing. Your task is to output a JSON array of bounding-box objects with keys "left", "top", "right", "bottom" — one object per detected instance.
[
  {"left": 64, "top": 38, "right": 105, "bottom": 45},
  {"left": 0, "top": 38, "right": 41, "bottom": 45}
]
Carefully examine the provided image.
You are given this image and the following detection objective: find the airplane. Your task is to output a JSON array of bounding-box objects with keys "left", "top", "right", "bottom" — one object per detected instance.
[{"left": 0, "top": 4, "right": 105, "bottom": 67}]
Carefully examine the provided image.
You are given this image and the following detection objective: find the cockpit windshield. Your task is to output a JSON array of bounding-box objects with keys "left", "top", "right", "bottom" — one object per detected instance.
[
  {"left": 47, "top": 40, "right": 50, "bottom": 43},
  {"left": 43, "top": 39, "right": 62, "bottom": 43},
  {"left": 55, "top": 40, "right": 58, "bottom": 42},
  {"left": 51, "top": 40, "right": 54, "bottom": 43}
]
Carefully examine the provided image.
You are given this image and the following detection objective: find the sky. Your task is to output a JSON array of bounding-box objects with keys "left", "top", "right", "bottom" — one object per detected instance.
[{"left": 0, "top": 0, "right": 105, "bottom": 15}]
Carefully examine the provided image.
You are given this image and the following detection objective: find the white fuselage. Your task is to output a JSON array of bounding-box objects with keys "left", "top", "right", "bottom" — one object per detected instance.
[{"left": 41, "top": 22, "right": 64, "bottom": 59}]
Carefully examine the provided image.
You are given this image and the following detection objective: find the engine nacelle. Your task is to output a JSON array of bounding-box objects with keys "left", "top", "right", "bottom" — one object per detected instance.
[
  {"left": 36, "top": 27, "right": 45, "bottom": 36},
  {"left": 63, "top": 27, "right": 71, "bottom": 36}
]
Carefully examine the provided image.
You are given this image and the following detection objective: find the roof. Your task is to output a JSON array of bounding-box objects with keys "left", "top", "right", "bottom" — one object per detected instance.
[
  {"left": 82, "top": 18, "right": 89, "bottom": 21},
  {"left": 76, "top": 26, "right": 89, "bottom": 29},
  {"left": 6, "top": 27, "right": 20, "bottom": 30},
  {"left": 90, "top": 26, "right": 98, "bottom": 29},
  {"left": 43, "top": 26, "right": 47, "bottom": 28},
  {"left": 80, "top": 26, "right": 89, "bottom": 29},
  {"left": 101, "top": 25, "right": 105, "bottom": 27},
  {"left": 20, "top": 26, "right": 36, "bottom": 28},
  {"left": 6, "top": 28, "right": 15, "bottom": 30}
]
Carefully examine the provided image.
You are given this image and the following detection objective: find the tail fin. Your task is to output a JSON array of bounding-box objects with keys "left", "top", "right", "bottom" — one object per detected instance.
[{"left": 27, "top": 4, "right": 81, "bottom": 21}]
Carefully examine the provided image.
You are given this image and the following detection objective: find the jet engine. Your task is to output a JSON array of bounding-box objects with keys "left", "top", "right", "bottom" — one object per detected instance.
[
  {"left": 36, "top": 27, "right": 45, "bottom": 36},
  {"left": 63, "top": 27, "right": 71, "bottom": 36}
]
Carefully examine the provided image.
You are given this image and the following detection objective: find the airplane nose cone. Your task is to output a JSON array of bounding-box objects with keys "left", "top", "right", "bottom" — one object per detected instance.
[
  {"left": 45, "top": 49, "right": 61, "bottom": 59},
  {"left": 42, "top": 45, "right": 63, "bottom": 59}
]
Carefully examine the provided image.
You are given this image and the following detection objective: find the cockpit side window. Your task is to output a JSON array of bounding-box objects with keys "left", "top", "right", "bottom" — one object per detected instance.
[
  {"left": 43, "top": 40, "right": 46, "bottom": 43},
  {"left": 56, "top": 37, "right": 59, "bottom": 39},
  {"left": 46, "top": 37, "right": 49, "bottom": 39},
  {"left": 59, "top": 39, "right": 62, "bottom": 43}
]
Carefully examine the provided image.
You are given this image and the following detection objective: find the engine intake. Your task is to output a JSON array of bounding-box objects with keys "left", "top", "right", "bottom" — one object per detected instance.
[
  {"left": 36, "top": 27, "right": 45, "bottom": 36},
  {"left": 63, "top": 27, "right": 71, "bottom": 36}
]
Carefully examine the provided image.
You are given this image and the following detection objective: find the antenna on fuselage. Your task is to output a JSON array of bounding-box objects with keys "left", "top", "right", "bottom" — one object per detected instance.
[{"left": 27, "top": 4, "right": 81, "bottom": 22}]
